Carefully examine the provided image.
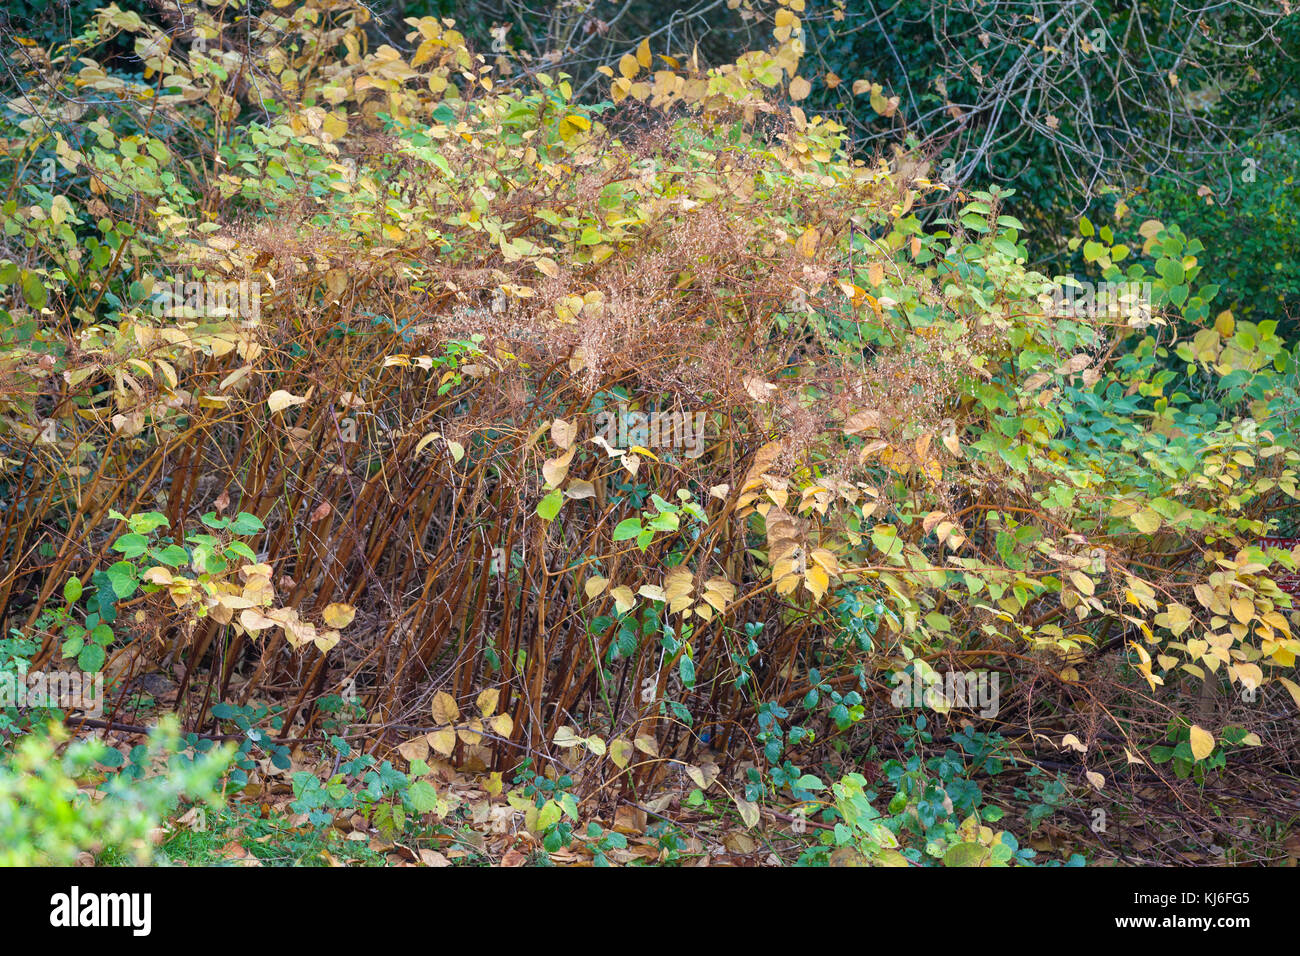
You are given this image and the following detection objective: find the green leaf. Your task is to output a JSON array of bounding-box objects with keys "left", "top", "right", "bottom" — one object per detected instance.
[
  {"left": 78, "top": 643, "right": 107, "bottom": 673},
  {"left": 407, "top": 780, "right": 440, "bottom": 812},
  {"left": 63, "top": 577, "right": 83, "bottom": 603},
  {"left": 612, "top": 518, "right": 642, "bottom": 541},
  {"left": 21, "top": 271, "right": 48, "bottom": 309},
  {"left": 111, "top": 533, "right": 149, "bottom": 558},
  {"left": 647, "top": 511, "right": 679, "bottom": 532},
  {"left": 151, "top": 544, "right": 190, "bottom": 567},
  {"left": 126, "top": 512, "right": 170, "bottom": 534},
  {"left": 224, "top": 541, "right": 258, "bottom": 562},
  {"left": 106, "top": 561, "right": 138, "bottom": 601},
  {"left": 536, "top": 799, "right": 562, "bottom": 831},
  {"left": 560, "top": 791, "right": 579, "bottom": 820},
  {"left": 536, "top": 487, "right": 564, "bottom": 521},
  {"left": 228, "top": 512, "right": 265, "bottom": 535},
  {"left": 943, "top": 842, "right": 989, "bottom": 867}
]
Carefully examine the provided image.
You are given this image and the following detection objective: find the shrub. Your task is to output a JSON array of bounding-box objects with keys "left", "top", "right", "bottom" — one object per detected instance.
[
  {"left": 0, "top": 717, "right": 232, "bottom": 865},
  {"left": 0, "top": 0, "right": 1297, "bottom": 845}
]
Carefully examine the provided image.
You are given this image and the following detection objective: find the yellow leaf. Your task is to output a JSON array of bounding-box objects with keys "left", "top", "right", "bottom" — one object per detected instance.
[
  {"left": 804, "top": 564, "right": 829, "bottom": 602},
  {"left": 427, "top": 727, "right": 457, "bottom": 756},
  {"left": 609, "top": 739, "right": 633, "bottom": 769},
  {"left": 788, "top": 76, "right": 812, "bottom": 101},
  {"left": 397, "top": 736, "right": 429, "bottom": 763},
  {"left": 1232, "top": 662, "right": 1262, "bottom": 691},
  {"left": 686, "top": 763, "right": 719, "bottom": 790},
  {"left": 414, "top": 431, "right": 442, "bottom": 456},
  {"left": 542, "top": 446, "right": 576, "bottom": 487},
  {"left": 553, "top": 726, "right": 583, "bottom": 748},
  {"left": 267, "top": 390, "right": 305, "bottom": 413},
  {"left": 1230, "top": 597, "right": 1254, "bottom": 625},
  {"left": 457, "top": 718, "right": 485, "bottom": 745},
  {"left": 619, "top": 53, "right": 639, "bottom": 79},
  {"left": 843, "top": 408, "right": 882, "bottom": 435},
  {"left": 239, "top": 608, "right": 277, "bottom": 632},
  {"left": 584, "top": 576, "right": 609, "bottom": 599},
  {"left": 550, "top": 417, "right": 577, "bottom": 450},
  {"left": 610, "top": 586, "right": 636, "bottom": 614},
  {"left": 734, "top": 796, "right": 760, "bottom": 828},
  {"left": 430, "top": 691, "right": 460, "bottom": 724},
  {"left": 314, "top": 629, "right": 341, "bottom": 653},
  {"left": 794, "top": 225, "right": 818, "bottom": 259},
  {"left": 322, "top": 602, "right": 356, "bottom": 628},
  {"left": 1278, "top": 676, "right": 1300, "bottom": 711},
  {"left": 476, "top": 687, "right": 500, "bottom": 716},
  {"left": 1067, "top": 570, "right": 1095, "bottom": 596},
  {"left": 1131, "top": 509, "right": 1161, "bottom": 534},
  {"left": 635, "top": 38, "right": 652, "bottom": 69},
  {"left": 142, "top": 566, "right": 172, "bottom": 585},
  {"left": 1188, "top": 724, "right": 1215, "bottom": 761},
  {"left": 1060, "top": 734, "right": 1087, "bottom": 753}
]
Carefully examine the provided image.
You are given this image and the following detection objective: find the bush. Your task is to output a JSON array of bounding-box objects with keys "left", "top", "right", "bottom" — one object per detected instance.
[
  {"left": 0, "top": 717, "right": 232, "bottom": 865},
  {"left": 1, "top": 0, "right": 1298, "bottom": 853}
]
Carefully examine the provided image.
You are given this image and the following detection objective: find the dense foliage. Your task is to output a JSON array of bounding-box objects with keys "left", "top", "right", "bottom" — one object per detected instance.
[{"left": 0, "top": 0, "right": 1297, "bottom": 865}]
